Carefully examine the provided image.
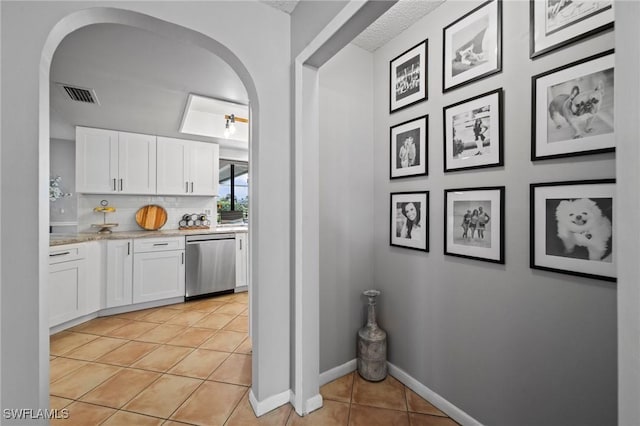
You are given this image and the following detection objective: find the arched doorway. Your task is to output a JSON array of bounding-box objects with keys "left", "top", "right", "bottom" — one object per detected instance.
[{"left": 39, "top": 6, "right": 261, "bottom": 412}]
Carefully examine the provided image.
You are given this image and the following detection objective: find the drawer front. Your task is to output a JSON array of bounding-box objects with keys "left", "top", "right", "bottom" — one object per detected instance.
[
  {"left": 49, "top": 244, "right": 86, "bottom": 265},
  {"left": 134, "top": 236, "right": 185, "bottom": 253}
]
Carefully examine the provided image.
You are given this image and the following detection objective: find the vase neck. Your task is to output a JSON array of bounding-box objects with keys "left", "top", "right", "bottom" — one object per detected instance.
[{"left": 367, "top": 300, "right": 378, "bottom": 329}]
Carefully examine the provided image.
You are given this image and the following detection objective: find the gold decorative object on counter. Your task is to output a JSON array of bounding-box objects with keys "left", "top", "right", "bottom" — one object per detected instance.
[{"left": 92, "top": 200, "right": 118, "bottom": 234}]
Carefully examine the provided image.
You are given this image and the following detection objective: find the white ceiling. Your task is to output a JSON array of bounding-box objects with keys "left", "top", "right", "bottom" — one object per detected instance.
[
  {"left": 262, "top": 0, "right": 445, "bottom": 52},
  {"left": 50, "top": 23, "right": 249, "bottom": 150}
]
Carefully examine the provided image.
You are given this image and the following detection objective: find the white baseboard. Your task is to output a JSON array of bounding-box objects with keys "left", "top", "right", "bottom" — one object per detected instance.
[
  {"left": 249, "top": 388, "right": 292, "bottom": 417},
  {"left": 290, "top": 391, "right": 323, "bottom": 416},
  {"left": 319, "top": 358, "right": 357, "bottom": 386},
  {"left": 388, "top": 362, "right": 483, "bottom": 426}
]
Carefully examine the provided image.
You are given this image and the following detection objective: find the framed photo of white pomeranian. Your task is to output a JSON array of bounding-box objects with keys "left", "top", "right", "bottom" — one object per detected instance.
[
  {"left": 530, "top": 0, "right": 614, "bottom": 59},
  {"left": 390, "top": 115, "right": 428, "bottom": 179},
  {"left": 390, "top": 191, "right": 429, "bottom": 252},
  {"left": 444, "top": 186, "right": 505, "bottom": 263},
  {"left": 532, "top": 50, "right": 614, "bottom": 161},
  {"left": 443, "top": 88, "right": 503, "bottom": 172},
  {"left": 530, "top": 179, "right": 615, "bottom": 282},
  {"left": 390, "top": 39, "right": 428, "bottom": 113},
  {"left": 442, "top": 0, "right": 502, "bottom": 93}
]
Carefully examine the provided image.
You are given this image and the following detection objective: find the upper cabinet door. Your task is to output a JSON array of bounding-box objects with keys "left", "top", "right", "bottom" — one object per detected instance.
[
  {"left": 76, "top": 127, "right": 118, "bottom": 193},
  {"left": 157, "top": 136, "right": 189, "bottom": 195},
  {"left": 189, "top": 141, "right": 219, "bottom": 196},
  {"left": 118, "top": 132, "right": 156, "bottom": 194}
]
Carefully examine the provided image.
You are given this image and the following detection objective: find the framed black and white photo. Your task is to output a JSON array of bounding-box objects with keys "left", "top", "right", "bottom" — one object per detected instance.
[
  {"left": 442, "top": 0, "right": 502, "bottom": 93},
  {"left": 443, "top": 88, "right": 503, "bottom": 172},
  {"left": 530, "top": 179, "right": 615, "bottom": 282},
  {"left": 390, "top": 191, "right": 429, "bottom": 252},
  {"left": 390, "top": 39, "right": 428, "bottom": 113},
  {"left": 444, "top": 186, "right": 504, "bottom": 263},
  {"left": 532, "top": 50, "right": 614, "bottom": 160},
  {"left": 390, "top": 115, "right": 428, "bottom": 179},
  {"left": 530, "top": 0, "right": 614, "bottom": 59}
]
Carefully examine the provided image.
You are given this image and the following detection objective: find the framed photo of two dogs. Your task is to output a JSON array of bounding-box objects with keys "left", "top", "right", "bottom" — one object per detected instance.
[{"left": 388, "top": 1, "right": 616, "bottom": 281}]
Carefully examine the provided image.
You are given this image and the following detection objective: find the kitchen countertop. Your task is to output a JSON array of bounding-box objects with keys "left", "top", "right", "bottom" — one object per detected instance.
[{"left": 50, "top": 226, "right": 248, "bottom": 247}]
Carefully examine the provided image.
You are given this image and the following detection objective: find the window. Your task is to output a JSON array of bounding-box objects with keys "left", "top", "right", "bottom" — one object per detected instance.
[{"left": 218, "top": 160, "right": 249, "bottom": 221}]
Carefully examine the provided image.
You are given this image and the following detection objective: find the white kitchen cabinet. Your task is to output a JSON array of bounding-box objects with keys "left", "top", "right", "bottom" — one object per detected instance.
[
  {"left": 133, "top": 237, "right": 185, "bottom": 303},
  {"left": 235, "top": 233, "right": 248, "bottom": 288},
  {"left": 49, "top": 244, "right": 87, "bottom": 327},
  {"left": 76, "top": 127, "right": 156, "bottom": 194},
  {"left": 157, "top": 136, "right": 219, "bottom": 196},
  {"left": 106, "top": 239, "right": 133, "bottom": 308},
  {"left": 190, "top": 141, "right": 219, "bottom": 195},
  {"left": 76, "top": 127, "right": 118, "bottom": 193}
]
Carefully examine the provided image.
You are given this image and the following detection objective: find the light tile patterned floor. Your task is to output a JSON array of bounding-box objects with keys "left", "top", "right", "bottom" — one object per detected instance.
[{"left": 50, "top": 292, "right": 458, "bottom": 425}]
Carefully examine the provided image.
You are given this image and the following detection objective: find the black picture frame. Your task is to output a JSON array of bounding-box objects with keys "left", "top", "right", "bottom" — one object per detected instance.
[
  {"left": 530, "top": 179, "right": 615, "bottom": 282},
  {"left": 530, "top": 0, "right": 614, "bottom": 59},
  {"left": 443, "top": 88, "right": 503, "bottom": 172},
  {"left": 444, "top": 186, "right": 505, "bottom": 263},
  {"left": 531, "top": 49, "right": 615, "bottom": 161},
  {"left": 442, "top": 0, "right": 502, "bottom": 93},
  {"left": 389, "top": 39, "right": 428, "bottom": 114},
  {"left": 390, "top": 115, "right": 428, "bottom": 179},
  {"left": 390, "top": 191, "right": 429, "bottom": 252}
]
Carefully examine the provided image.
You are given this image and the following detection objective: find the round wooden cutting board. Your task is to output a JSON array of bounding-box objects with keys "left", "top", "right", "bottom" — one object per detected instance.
[{"left": 135, "top": 205, "right": 168, "bottom": 230}]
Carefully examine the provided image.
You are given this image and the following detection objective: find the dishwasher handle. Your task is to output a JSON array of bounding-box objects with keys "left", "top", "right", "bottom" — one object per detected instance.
[{"left": 186, "top": 234, "right": 235, "bottom": 243}]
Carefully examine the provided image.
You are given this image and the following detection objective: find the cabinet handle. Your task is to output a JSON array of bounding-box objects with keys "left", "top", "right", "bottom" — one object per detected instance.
[
  {"left": 190, "top": 182, "right": 194, "bottom": 193},
  {"left": 113, "top": 178, "right": 117, "bottom": 191},
  {"left": 186, "top": 182, "right": 189, "bottom": 193},
  {"left": 153, "top": 242, "right": 169, "bottom": 246},
  {"left": 127, "top": 242, "right": 130, "bottom": 255},
  {"left": 49, "top": 251, "right": 70, "bottom": 257},
  {"left": 119, "top": 179, "right": 123, "bottom": 191},
  {"left": 239, "top": 239, "right": 242, "bottom": 250},
  {"left": 181, "top": 252, "right": 184, "bottom": 264}
]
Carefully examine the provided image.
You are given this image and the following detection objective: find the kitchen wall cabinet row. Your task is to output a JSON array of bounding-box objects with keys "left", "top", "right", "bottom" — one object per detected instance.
[
  {"left": 49, "top": 233, "right": 248, "bottom": 331},
  {"left": 76, "top": 127, "right": 219, "bottom": 196}
]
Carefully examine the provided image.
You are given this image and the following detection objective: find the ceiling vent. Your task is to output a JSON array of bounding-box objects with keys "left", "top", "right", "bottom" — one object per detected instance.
[{"left": 56, "top": 83, "right": 100, "bottom": 105}]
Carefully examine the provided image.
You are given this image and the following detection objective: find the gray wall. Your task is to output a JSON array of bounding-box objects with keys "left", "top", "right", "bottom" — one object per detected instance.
[
  {"left": 371, "top": 1, "right": 616, "bottom": 425},
  {"left": 1, "top": 1, "right": 290, "bottom": 417},
  {"left": 318, "top": 43, "right": 374, "bottom": 373}
]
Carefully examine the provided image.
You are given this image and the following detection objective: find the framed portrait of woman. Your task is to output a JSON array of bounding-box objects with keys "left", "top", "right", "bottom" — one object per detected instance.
[
  {"left": 443, "top": 88, "right": 503, "bottom": 172},
  {"left": 390, "top": 191, "right": 429, "bottom": 252},
  {"left": 390, "top": 115, "right": 428, "bottom": 179},
  {"left": 444, "top": 186, "right": 505, "bottom": 263}
]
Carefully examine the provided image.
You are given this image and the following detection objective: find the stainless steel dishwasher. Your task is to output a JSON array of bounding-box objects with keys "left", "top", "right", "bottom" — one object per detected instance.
[{"left": 185, "top": 233, "right": 236, "bottom": 300}]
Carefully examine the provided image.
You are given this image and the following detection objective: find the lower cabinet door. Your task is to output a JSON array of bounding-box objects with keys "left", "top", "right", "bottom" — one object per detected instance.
[
  {"left": 106, "top": 240, "right": 133, "bottom": 308},
  {"left": 49, "top": 260, "right": 86, "bottom": 327},
  {"left": 133, "top": 250, "right": 185, "bottom": 303}
]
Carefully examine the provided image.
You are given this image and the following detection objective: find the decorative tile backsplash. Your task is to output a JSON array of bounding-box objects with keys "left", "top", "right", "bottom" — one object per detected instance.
[{"left": 78, "top": 194, "right": 216, "bottom": 232}]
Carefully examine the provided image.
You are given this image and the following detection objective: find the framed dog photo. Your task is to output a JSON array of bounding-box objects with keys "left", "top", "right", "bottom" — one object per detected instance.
[
  {"left": 530, "top": 0, "right": 614, "bottom": 59},
  {"left": 442, "top": 0, "right": 502, "bottom": 93},
  {"left": 390, "top": 191, "right": 429, "bottom": 252},
  {"left": 390, "top": 39, "right": 428, "bottom": 113},
  {"left": 532, "top": 49, "right": 614, "bottom": 161},
  {"left": 390, "top": 115, "right": 428, "bottom": 179},
  {"left": 444, "top": 186, "right": 504, "bottom": 263},
  {"left": 530, "top": 179, "right": 615, "bottom": 282},
  {"left": 443, "top": 88, "right": 503, "bottom": 172}
]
